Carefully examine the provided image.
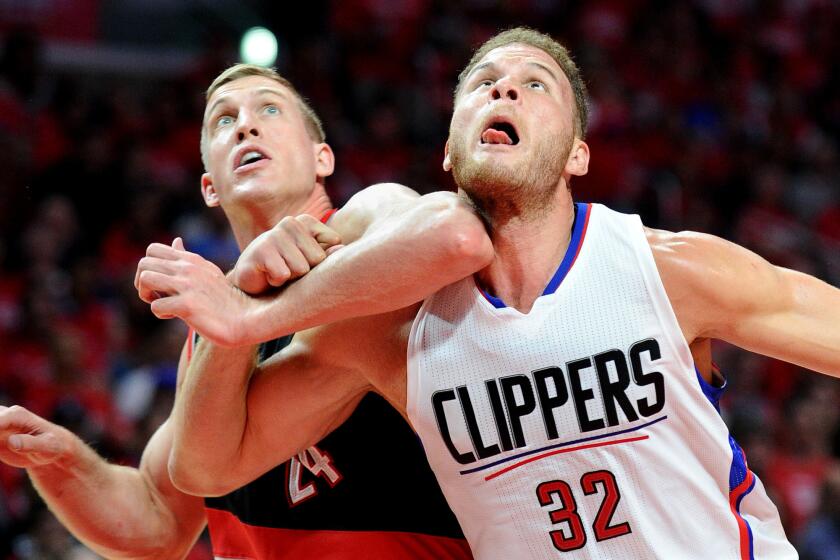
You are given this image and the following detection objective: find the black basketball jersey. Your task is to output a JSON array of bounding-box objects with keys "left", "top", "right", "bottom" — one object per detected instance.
[{"left": 190, "top": 333, "right": 471, "bottom": 559}]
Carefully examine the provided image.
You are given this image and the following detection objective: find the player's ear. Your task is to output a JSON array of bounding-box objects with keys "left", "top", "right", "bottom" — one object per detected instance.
[
  {"left": 201, "top": 173, "right": 220, "bottom": 207},
  {"left": 314, "top": 142, "right": 335, "bottom": 180},
  {"left": 565, "top": 139, "right": 590, "bottom": 177},
  {"left": 443, "top": 140, "right": 452, "bottom": 172}
]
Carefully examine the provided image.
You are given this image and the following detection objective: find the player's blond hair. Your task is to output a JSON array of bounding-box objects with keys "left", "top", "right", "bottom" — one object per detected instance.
[
  {"left": 200, "top": 64, "right": 325, "bottom": 170},
  {"left": 455, "top": 27, "right": 588, "bottom": 139}
]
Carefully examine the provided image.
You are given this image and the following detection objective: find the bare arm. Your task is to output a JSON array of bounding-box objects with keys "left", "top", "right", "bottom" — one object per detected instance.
[
  {"left": 0, "top": 344, "right": 205, "bottom": 559},
  {"left": 240, "top": 186, "right": 492, "bottom": 344},
  {"left": 168, "top": 314, "right": 395, "bottom": 496},
  {"left": 157, "top": 185, "right": 489, "bottom": 494},
  {"left": 139, "top": 184, "right": 493, "bottom": 347},
  {"left": 650, "top": 229, "right": 840, "bottom": 376}
]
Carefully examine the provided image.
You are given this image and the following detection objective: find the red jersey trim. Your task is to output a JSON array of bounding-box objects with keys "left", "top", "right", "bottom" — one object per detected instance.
[
  {"left": 320, "top": 208, "right": 337, "bottom": 224},
  {"left": 205, "top": 507, "right": 472, "bottom": 560},
  {"left": 186, "top": 328, "right": 197, "bottom": 362}
]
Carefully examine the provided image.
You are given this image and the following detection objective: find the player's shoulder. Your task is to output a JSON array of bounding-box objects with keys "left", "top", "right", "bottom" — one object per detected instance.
[
  {"left": 342, "top": 182, "right": 420, "bottom": 212},
  {"left": 644, "top": 226, "right": 779, "bottom": 327},
  {"left": 644, "top": 227, "right": 763, "bottom": 278},
  {"left": 327, "top": 183, "right": 417, "bottom": 239},
  {"left": 342, "top": 183, "right": 470, "bottom": 215},
  {"left": 644, "top": 227, "right": 737, "bottom": 276}
]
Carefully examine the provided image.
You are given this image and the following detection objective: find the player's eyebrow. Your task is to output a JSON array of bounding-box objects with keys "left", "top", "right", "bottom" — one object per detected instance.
[
  {"left": 465, "top": 60, "right": 561, "bottom": 85},
  {"left": 465, "top": 61, "right": 496, "bottom": 82},
  {"left": 526, "top": 62, "right": 561, "bottom": 85},
  {"left": 206, "top": 87, "right": 291, "bottom": 119}
]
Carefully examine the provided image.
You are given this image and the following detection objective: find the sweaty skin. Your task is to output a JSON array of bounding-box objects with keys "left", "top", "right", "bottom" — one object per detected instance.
[
  {"left": 164, "top": 43, "right": 839, "bottom": 500},
  {"left": 0, "top": 70, "right": 492, "bottom": 559}
]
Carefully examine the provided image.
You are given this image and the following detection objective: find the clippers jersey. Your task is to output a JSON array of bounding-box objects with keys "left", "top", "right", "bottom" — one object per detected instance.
[
  {"left": 189, "top": 334, "right": 471, "bottom": 560},
  {"left": 407, "top": 203, "right": 796, "bottom": 559}
]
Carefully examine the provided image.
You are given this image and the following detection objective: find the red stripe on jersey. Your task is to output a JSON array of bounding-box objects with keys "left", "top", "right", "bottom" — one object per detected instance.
[
  {"left": 205, "top": 507, "right": 473, "bottom": 560},
  {"left": 320, "top": 208, "right": 337, "bottom": 224},
  {"left": 569, "top": 203, "right": 592, "bottom": 269},
  {"left": 728, "top": 449, "right": 756, "bottom": 560},
  {"left": 484, "top": 435, "right": 649, "bottom": 481},
  {"left": 186, "top": 328, "right": 196, "bottom": 363}
]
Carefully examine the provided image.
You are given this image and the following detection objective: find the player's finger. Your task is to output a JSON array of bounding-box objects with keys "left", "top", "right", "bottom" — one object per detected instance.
[
  {"left": 281, "top": 245, "right": 312, "bottom": 278},
  {"left": 137, "top": 256, "right": 179, "bottom": 275},
  {"left": 150, "top": 296, "right": 183, "bottom": 320},
  {"left": 261, "top": 252, "right": 293, "bottom": 287},
  {"left": 138, "top": 270, "right": 181, "bottom": 298},
  {"left": 293, "top": 233, "right": 327, "bottom": 268},
  {"left": 287, "top": 219, "right": 328, "bottom": 266},
  {"left": 8, "top": 433, "right": 62, "bottom": 456},
  {"left": 235, "top": 266, "right": 269, "bottom": 294},
  {"left": 0, "top": 406, "right": 34, "bottom": 430},
  {"left": 172, "top": 237, "right": 185, "bottom": 251},
  {"left": 325, "top": 244, "right": 345, "bottom": 257},
  {"left": 299, "top": 215, "right": 342, "bottom": 247},
  {"left": 269, "top": 225, "right": 312, "bottom": 277},
  {"left": 146, "top": 243, "right": 186, "bottom": 260}
]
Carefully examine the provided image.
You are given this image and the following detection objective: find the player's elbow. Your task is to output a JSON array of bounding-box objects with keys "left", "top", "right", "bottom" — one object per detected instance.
[
  {"left": 168, "top": 452, "right": 233, "bottom": 498},
  {"left": 434, "top": 200, "right": 493, "bottom": 272}
]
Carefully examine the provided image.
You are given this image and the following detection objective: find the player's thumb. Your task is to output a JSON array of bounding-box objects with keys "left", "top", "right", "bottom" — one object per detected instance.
[
  {"left": 314, "top": 225, "right": 342, "bottom": 247},
  {"left": 8, "top": 433, "right": 61, "bottom": 457},
  {"left": 172, "top": 237, "right": 185, "bottom": 251}
]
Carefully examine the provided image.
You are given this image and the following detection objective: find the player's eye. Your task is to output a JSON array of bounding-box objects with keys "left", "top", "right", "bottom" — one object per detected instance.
[
  {"left": 264, "top": 105, "right": 280, "bottom": 115},
  {"left": 527, "top": 81, "right": 546, "bottom": 91},
  {"left": 216, "top": 115, "right": 234, "bottom": 127}
]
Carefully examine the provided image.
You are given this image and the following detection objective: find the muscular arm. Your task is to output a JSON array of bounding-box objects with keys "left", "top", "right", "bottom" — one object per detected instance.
[
  {"left": 147, "top": 184, "right": 493, "bottom": 347},
  {"left": 241, "top": 187, "right": 490, "bottom": 342},
  {"left": 0, "top": 344, "right": 205, "bottom": 559},
  {"left": 650, "top": 229, "right": 840, "bottom": 376},
  {"left": 168, "top": 314, "right": 400, "bottom": 496},
  {"left": 165, "top": 185, "right": 491, "bottom": 494}
]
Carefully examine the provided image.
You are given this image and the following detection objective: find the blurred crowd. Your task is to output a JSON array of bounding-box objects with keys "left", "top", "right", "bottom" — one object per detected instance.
[{"left": 0, "top": 1, "right": 838, "bottom": 558}]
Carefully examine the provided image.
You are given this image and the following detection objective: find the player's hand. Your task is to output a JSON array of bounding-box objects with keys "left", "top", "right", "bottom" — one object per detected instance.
[
  {"left": 232, "top": 214, "right": 343, "bottom": 295},
  {"left": 135, "top": 238, "right": 254, "bottom": 346},
  {"left": 0, "top": 405, "right": 79, "bottom": 469}
]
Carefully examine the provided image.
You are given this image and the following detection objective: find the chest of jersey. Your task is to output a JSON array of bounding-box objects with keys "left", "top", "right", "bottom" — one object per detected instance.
[
  {"left": 413, "top": 207, "right": 675, "bottom": 469},
  {"left": 407, "top": 204, "right": 795, "bottom": 559}
]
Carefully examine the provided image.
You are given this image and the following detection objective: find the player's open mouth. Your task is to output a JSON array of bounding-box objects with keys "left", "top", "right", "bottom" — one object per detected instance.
[
  {"left": 234, "top": 147, "right": 271, "bottom": 170},
  {"left": 480, "top": 120, "right": 519, "bottom": 146}
]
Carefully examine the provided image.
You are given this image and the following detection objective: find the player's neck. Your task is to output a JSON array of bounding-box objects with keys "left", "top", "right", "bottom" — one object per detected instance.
[
  {"left": 476, "top": 190, "right": 575, "bottom": 314},
  {"left": 230, "top": 183, "right": 333, "bottom": 250}
]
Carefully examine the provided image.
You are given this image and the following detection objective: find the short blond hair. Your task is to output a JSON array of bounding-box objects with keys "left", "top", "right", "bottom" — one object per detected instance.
[
  {"left": 455, "top": 27, "right": 588, "bottom": 139},
  {"left": 200, "top": 64, "right": 326, "bottom": 169}
]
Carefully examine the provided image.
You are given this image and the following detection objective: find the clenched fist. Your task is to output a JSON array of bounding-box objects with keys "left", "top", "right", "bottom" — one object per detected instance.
[{"left": 232, "top": 214, "right": 342, "bottom": 295}]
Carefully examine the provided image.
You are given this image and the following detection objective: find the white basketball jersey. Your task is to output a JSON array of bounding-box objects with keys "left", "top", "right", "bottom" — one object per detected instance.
[{"left": 407, "top": 203, "right": 796, "bottom": 559}]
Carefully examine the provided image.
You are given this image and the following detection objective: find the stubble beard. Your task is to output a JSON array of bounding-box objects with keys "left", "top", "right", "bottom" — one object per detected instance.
[{"left": 450, "top": 131, "right": 572, "bottom": 226}]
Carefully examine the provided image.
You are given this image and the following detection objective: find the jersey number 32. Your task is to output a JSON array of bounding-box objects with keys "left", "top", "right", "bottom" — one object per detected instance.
[{"left": 537, "top": 470, "right": 631, "bottom": 552}]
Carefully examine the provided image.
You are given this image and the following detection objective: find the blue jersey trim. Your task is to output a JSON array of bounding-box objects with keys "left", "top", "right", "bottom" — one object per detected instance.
[
  {"left": 695, "top": 365, "right": 755, "bottom": 559},
  {"left": 695, "top": 366, "right": 726, "bottom": 412},
  {"left": 478, "top": 202, "right": 591, "bottom": 309},
  {"left": 542, "top": 202, "right": 591, "bottom": 296}
]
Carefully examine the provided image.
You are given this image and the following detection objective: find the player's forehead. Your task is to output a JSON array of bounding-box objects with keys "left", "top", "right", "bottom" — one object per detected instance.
[
  {"left": 204, "top": 75, "right": 294, "bottom": 117},
  {"left": 470, "top": 43, "right": 564, "bottom": 81}
]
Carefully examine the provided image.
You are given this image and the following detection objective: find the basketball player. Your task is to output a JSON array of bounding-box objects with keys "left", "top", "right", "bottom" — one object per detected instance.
[
  {"left": 143, "top": 28, "right": 840, "bottom": 558},
  {"left": 0, "top": 63, "right": 491, "bottom": 559}
]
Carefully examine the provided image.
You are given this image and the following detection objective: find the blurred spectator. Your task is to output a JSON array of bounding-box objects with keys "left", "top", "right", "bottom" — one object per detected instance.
[
  {"left": 0, "top": 1, "right": 838, "bottom": 556},
  {"left": 799, "top": 464, "right": 840, "bottom": 560}
]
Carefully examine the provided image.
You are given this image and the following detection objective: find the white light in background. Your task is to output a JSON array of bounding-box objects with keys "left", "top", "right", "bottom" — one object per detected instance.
[{"left": 240, "top": 26, "right": 278, "bottom": 67}]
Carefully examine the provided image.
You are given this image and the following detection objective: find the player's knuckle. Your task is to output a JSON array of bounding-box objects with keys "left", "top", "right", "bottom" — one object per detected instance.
[{"left": 272, "top": 267, "right": 291, "bottom": 282}]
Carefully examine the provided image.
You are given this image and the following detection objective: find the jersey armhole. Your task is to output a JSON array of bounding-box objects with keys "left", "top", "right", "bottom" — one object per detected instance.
[
  {"left": 405, "top": 297, "right": 435, "bottom": 429},
  {"left": 629, "top": 216, "right": 695, "bottom": 374}
]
